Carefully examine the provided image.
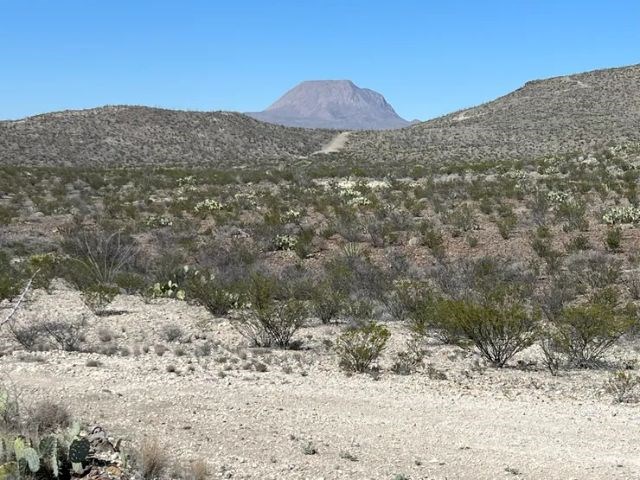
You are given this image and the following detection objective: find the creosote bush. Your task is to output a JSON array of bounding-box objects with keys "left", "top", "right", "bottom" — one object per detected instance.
[
  {"left": 538, "top": 331, "right": 563, "bottom": 375},
  {"left": 335, "top": 322, "right": 391, "bottom": 373},
  {"left": 604, "top": 226, "right": 622, "bottom": 252},
  {"left": 435, "top": 291, "right": 538, "bottom": 367},
  {"left": 310, "top": 282, "right": 345, "bottom": 324},
  {"left": 81, "top": 283, "right": 119, "bottom": 314},
  {"left": 235, "top": 299, "right": 307, "bottom": 348},
  {"left": 551, "top": 289, "right": 636, "bottom": 367}
]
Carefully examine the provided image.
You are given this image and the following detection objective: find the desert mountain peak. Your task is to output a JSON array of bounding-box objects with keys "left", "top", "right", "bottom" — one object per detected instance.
[{"left": 248, "top": 80, "right": 410, "bottom": 130}]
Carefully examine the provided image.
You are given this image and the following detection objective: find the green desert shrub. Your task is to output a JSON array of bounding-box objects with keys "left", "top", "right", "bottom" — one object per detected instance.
[
  {"left": 418, "top": 222, "right": 445, "bottom": 258},
  {"left": 527, "top": 189, "right": 551, "bottom": 226},
  {"left": 363, "top": 215, "right": 391, "bottom": 248},
  {"left": 432, "top": 256, "right": 536, "bottom": 304},
  {"left": 184, "top": 271, "right": 241, "bottom": 316},
  {"left": 324, "top": 251, "right": 390, "bottom": 302},
  {"left": 530, "top": 236, "right": 562, "bottom": 272},
  {"left": 538, "top": 273, "right": 580, "bottom": 322},
  {"left": 294, "top": 227, "right": 315, "bottom": 259},
  {"left": 495, "top": 205, "right": 518, "bottom": 240},
  {"left": 335, "top": 322, "right": 391, "bottom": 373},
  {"left": 538, "top": 330, "right": 564, "bottom": 375},
  {"left": 0, "top": 205, "right": 18, "bottom": 226},
  {"left": 402, "top": 287, "right": 464, "bottom": 344},
  {"left": 555, "top": 198, "right": 588, "bottom": 231},
  {"left": 114, "top": 271, "right": 146, "bottom": 294},
  {"left": 466, "top": 235, "right": 478, "bottom": 248},
  {"left": 81, "top": 283, "right": 119, "bottom": 314},
  {"left": 551, "top": 290, "right": 636, "bottom": 367},
  {"left": 342, "top": 298, "right": 375, "bottom": 323},
  {"left": 436, "top": 291, "right": 538, "bottom": 367},
  {"left": 565, "top": 234, "right": 591, "bottom": 253},
  {"left": 604, "top": 226, "right": 622, "bottom": 252},
  {"left": 444, "top": 204, "right": 477, "bottom": 236},
  {"left": 27, "top": 253, "right": 61, "bottom": 290},
  {"left": 310, "top": 281, "right": 345, "bottom": 324},
  {"left": 565, "top": 252, "right": 622, "bottom": 289},
  {"left": 234, "top": 299, "right": 307, "bottom": 348},
  {"left": 0, "top": 250, "right": 23, "bottom": 302},
  {"left": 425, "top": 298, "right": 469, "bottom": 345},
  {"left": 385, "top": 280, "right": 425, "bottom": 323},
  {"left": 195, "top": 238, "right": 258, "bottom": 287},
  {"left": 241, "top": 272, "right": 280, "bottom": 308}
]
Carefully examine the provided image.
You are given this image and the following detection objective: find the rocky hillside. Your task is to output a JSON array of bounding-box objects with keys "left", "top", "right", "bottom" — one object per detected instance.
[
  {"left": 248, "top": 80, "right": 411, "bottom": 130},
  {"left": 2, "top": 64, "right": 639, "bottom": 168},
  {"left": 345, "top": 64, "right": 640, "bottom": 163},
  {"left": 0, "top": 106, "right": 335, "bottom": 167}
]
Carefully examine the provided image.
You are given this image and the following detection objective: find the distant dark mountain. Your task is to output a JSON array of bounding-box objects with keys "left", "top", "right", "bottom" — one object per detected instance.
[
  {"left": 345, "top": 64, "right": 640, "bottom": 163},
  {"left": 248, "top": 80, "right": 411, "bottom": 130},
  {"left": 0, "top": 106, "right": 334, "bottom": 167}
]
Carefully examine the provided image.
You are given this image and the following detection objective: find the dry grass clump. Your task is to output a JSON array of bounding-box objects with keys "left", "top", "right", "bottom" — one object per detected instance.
[
  {"left": 182, "top": 459, "right": 209, "bottom": 480},
  {"left": 136, "top": 438, "right": 169, "bottom": 479},
  {"left": 605, "top": 370, "right": 640, "bottom": 403},
  {"left": 27, "top": 399, "right": 71, "bottom": 433}
]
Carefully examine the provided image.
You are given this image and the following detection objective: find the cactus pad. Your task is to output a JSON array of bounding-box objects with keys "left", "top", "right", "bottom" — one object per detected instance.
[
  {"left": 20, "top": 447, "right": 40, "bottom": 472},
  {"left": 69, "top": 437, "right": 90, "bottom": 463},
  {"left": 39, "top": 435, "right": 58, "bottom": 477}
]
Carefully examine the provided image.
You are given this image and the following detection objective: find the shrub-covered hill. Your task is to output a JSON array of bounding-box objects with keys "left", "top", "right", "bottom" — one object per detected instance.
[{"left": 0, "top": 106, "right": 335, "bottom": 167}]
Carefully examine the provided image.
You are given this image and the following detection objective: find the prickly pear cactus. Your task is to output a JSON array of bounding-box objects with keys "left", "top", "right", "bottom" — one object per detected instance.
[
  {"left": 69, "top": 437, "right": 90, "bottom": 463},
  {"left": 39, "top": 435, "right": 58, "bottom": 477},
  {"left": 12, "top": 437, "right": 25, "bottom": 460},
  {"left": 69, "top": 437, "right": 90, "bottom": 475},
  {"left": 72, "top": 462, "right": 84, "bottom": 475},
  {"left": 20, "top": 447, "right": 40, "bottom": 472},
  {"left": 67, "top": 422, "right": 81, "bottom": 440}
]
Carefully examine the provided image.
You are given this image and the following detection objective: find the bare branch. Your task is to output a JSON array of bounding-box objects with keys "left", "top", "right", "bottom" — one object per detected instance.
[{"left": 1, "top": 269, "right": 39, "bottom": 328}]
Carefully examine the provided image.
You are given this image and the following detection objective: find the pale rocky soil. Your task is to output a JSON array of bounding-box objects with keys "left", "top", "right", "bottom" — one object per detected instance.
[{"left": 1, "top": 282, "right": 640, "bottom": 479}]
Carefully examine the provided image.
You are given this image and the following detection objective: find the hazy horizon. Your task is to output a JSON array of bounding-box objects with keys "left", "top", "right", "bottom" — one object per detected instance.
[{"left": 2, "top": 0, "right": 640, "bottom": 121}]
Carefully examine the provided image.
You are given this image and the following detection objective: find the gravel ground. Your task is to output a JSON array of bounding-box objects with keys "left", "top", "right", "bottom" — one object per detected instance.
[{"left": 1, "top": 283, "right": 639, "bottom": 479}]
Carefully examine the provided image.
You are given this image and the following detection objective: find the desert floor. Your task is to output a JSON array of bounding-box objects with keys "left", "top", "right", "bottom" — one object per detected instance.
[{"left": 1, "top": 282, "right": 639, "bottom": 480}]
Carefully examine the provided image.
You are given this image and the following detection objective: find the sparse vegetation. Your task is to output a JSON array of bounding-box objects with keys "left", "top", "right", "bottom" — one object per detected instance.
[
  {"left": 2, "top": 63, "right": 640, "bottom": 478},
  {"left": 435, "top": 294, "right": 538, "bottom": 367},
  {"left": 335, "top": 322, "right": 391, "bottom": 373},
  {"left": 552, "top": 292, "right": 635, "bottom": 367},
  {"left": 234, "top": 299, "right": 307, "bottom": 348},
  {"left": 605, "top": 370, "right": 640, "bottom": 403}
]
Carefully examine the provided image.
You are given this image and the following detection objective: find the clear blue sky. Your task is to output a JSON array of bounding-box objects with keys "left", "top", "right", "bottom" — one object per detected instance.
[{"left": 1, "top": 0, "right": 639, "bottom": 121}]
